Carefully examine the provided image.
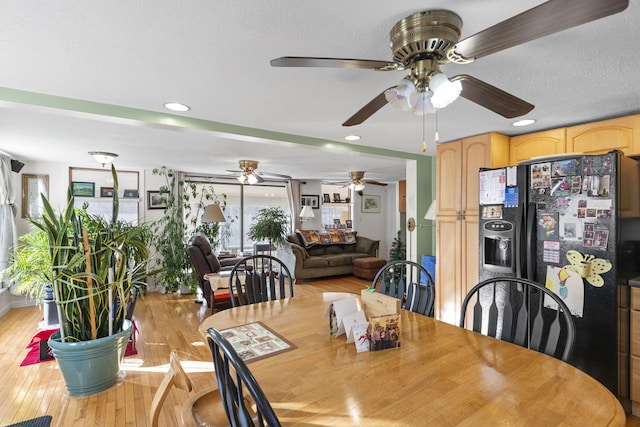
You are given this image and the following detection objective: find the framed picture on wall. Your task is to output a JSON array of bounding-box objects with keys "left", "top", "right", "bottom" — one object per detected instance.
[
  {"left": 71, "top": 181, "right": 95, "bottom": 197},
  {"left": 361, "top": 195, "right": 381, "bottom": 213},
  {"left": 323, "top": 193, "right": 331, "bottom": 203},
  {"left": 301, "top": 194, "right": 320, "bottom": 209},
  {"left": 123, "top": 189, "right": 139, "bottom": 199},
  {"left": 100, "top": 187, "right": 114, "bottom": 197},
  {"left": 147, "top": 191, "right": 167, "bottom": 209}
]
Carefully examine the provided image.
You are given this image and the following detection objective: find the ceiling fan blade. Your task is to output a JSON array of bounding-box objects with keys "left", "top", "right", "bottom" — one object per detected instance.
[
  {"left": 270, "top": 56, "right": 403, "bottom": 71},
  {"left": 453, "top": 0, "right": 629, "bottom": 60},
  {"left": 363, "top": 180, "right": 388, "bottom": 187},
  {"left": 258, "top": 171, "right": 292, "bottom": 179},
  {"left": 454, "top": 75, "right": 534, "bottom": 119},
  {"left": 342, "top": 88, "right": 393, "bottom": 127}
]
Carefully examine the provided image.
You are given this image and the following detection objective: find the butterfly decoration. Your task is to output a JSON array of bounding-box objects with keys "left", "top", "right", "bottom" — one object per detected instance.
[{"left": 564, "top": 250, "right": 612, "bottom": 287}]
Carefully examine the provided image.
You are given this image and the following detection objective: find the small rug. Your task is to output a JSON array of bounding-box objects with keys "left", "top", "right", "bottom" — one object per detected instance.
[
  {"left": 4, "top": 415, "right": 52, "bottom": 427},
  {"left": 20, "top": 323, "right": 138, "bottom": 367}
]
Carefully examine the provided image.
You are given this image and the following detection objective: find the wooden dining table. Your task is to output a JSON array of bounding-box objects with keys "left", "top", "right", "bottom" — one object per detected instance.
[{"left": 199, "top": 292, "right": 626, "bottom": 426}]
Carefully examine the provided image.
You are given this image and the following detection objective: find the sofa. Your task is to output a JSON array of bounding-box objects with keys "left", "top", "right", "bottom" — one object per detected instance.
[{"left": 279, "top": 229, "right": 380, "bottom": 281}]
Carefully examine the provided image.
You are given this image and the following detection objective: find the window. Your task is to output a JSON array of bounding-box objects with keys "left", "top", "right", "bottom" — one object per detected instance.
[{"left": 182, "top": 178, "right": 290, "bottom": 253}]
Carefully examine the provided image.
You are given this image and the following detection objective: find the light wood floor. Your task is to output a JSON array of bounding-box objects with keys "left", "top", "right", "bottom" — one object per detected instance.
[
  {"left": 0, "top": 276, "right": 369, "bottom": 427},
  {"left": 2, "top": 275, "right": 640, "bottom": 427}
]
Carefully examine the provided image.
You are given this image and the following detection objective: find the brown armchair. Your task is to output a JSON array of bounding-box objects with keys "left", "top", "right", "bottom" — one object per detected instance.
[{"left": 187, "top": 234, "right": 241, "bottom": 313}]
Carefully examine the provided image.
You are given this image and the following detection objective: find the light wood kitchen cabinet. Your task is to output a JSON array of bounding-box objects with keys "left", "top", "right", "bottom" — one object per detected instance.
[
  {"left": 435, "top": 133, "right": 509, "bottom": 325},
  {"left": 566, "top": 114, "right": 640, "bottom": 156},
  {"left": 630, "top": 287, "right": 640, "bottom": 413},
  {"left": 509, "top": 128, "right": 566, "bottom": 165}
]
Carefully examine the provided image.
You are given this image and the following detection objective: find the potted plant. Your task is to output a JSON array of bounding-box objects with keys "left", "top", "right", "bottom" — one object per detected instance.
[
  {"left": 151, "top": 167, "right": 231, "bottom": 293},
  {"left": 247, "top": 207, "right": 290, "bottom": 255},
  {"left": 1, "top": 228, "right": 59, "bottom": 326},
  {"left": 34, "top": 166, "right": 159, "bottom": 396}
]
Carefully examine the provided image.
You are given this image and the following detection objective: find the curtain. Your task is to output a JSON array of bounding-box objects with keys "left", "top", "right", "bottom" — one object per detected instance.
[
  {"left": 0, "top": 154, "right": 18, "bottom": 276},
  {"left": 285, "top": 179, "right": 301, "bottom": 231}
]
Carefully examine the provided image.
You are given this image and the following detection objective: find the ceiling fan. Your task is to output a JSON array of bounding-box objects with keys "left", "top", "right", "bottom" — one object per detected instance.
[
  {"left": 271, "top": 0, "right": 629, "bottom": 126},
  {"left": 227, "top": 160, "right": 292, "bottom": 184},
  {"left": 327, "top": 171, "right": 388, "bottom": 192}
]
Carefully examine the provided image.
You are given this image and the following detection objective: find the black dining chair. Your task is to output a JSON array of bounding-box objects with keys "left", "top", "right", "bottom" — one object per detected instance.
[
  {"left": 371, "top": 260, "right": 435, "bottom": 317},
  {"left": 207, "top": 328, "right": 281, "bottom": 427},
  {"left": 459, "top": 276, "right": 576, "bottom": 362},
  {"left": 228, "top": 255, "right": 294, "bottom": 307}
]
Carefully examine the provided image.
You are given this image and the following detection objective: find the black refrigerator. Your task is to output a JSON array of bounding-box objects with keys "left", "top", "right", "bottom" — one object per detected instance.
[{"left": 478, "top": 150, "right": 640, "bottom": 410}]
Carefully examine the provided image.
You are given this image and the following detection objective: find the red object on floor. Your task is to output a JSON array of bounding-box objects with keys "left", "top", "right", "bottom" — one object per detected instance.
[{"left": 20, "top": 322, "right": 138, "bottom": 367}]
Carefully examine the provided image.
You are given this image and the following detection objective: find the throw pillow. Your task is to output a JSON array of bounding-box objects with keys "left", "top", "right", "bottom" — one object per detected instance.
[
  {"left": 296, "top": 229, "right": 320, "bottom": 247},
  {"left": 327, "top": 229, "right": 346, "bottom": 244},
  {"left": 343, "top": 230, "right": 357, "bottom": 244},
  {"left": 317, "top": 231, "right": 333, "bottom": 245}
]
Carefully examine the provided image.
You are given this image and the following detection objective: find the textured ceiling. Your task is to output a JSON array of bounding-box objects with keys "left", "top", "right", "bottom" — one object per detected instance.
[{"left": 0, "top": 1, "right": 638, "bottom": 183}]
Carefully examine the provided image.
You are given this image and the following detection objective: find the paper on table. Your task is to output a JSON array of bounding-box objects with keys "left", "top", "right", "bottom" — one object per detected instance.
[
  {"left": 350, "top": 322, "right": 370, "bottom": 353},
  {"left": 342, "top": 310, "right": 367, "bottom": 343},
  {"left": 323, "top": 296, "right": 358, "bottom": 336}
]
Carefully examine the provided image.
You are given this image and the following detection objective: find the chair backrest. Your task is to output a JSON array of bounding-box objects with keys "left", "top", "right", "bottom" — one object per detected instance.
[
  {"left": 149, "top": 351, "right": 193, "bottom": 427},
  {"left": 371, "top": 260, "right": 435, "bottom": 317},
  {"left": 459, "top": 277, "right": 576, "bottom": 362},
  {"left": 207, "top": 328, "right": 281, "bottom": 427},
  {"left": 228, "top": 255, "right": 294, "bottom": 307},
  {"left": 188, "top": 234, "right": 222, "bottom": 284}
]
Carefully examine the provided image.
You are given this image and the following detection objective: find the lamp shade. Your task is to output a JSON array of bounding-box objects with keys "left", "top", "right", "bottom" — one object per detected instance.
[
  {"left": 300, "top": 205, "right": 315, "bottom": 219},
  {"left": 424, "top": 200, "right": 437, "bottom": 220},
  {"left": 202, "top": 204, "right": 226, "bottom": 223}
]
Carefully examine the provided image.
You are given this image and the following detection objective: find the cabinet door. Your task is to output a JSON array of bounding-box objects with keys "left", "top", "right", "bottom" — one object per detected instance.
[
  {"left": 510, "top": 128, "right": 566, "bottom": 164},
  {"left": 435, "top": 215, "right": 462, "bottom": 325},
  {"left": 566, "top": 115, "right": 640, "bottom": 156},
  {"left": 462, "top": 215, "right": 480, "bottom": 301},
  {"left": 436, "top": 141, "right": 462, "bottom": 217}
]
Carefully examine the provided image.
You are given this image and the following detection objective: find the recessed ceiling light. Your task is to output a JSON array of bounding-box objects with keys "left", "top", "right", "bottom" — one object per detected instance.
[
  {"left": 512, "top": 119, "right": 536, "bottom": 127},
  {"left": 344, "top": 135, "right": 361, "bottom": 141},
  {"left": 164, "top": 102, "right": 190, "bottom": 112}
]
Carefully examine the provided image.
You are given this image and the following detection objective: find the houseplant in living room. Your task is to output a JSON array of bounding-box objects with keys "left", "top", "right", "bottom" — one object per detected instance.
[
  {"left": 151, "top": 166, "right": 230, "bottom": 294},
  {"left": 1, "top": 227, "right": 59, "bottom": 327},
  {"left": 34, "top": 166, "right": 159, "bottom": 396},
  {"left": 247, "top": 207, "right": 290, "bottom": 256}
]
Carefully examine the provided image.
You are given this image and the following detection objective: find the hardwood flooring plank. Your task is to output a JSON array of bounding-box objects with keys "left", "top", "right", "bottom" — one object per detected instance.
[{"left": 0, "top": 277, "right": 367, "bottom": 426}]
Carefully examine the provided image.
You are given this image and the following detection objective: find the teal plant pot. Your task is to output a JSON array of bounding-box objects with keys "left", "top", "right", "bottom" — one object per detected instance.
[{"left": 48, "top": 320, "right": 133, "bottom": 396}]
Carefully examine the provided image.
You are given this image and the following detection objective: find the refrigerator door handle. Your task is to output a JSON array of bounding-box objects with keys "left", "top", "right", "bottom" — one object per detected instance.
[
  {"left": 515, "top": 205, "right": 523, "bottom": 278},
  {"left": 525, "top": 202, "right": 536, "bottom": 281}
]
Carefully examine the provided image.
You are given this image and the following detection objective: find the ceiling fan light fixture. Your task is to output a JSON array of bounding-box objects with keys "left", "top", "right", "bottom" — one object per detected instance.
[
  {"left": 349, "top": 180, "right": 365, "bottom": 191},
  {"left": 247, "top": 173, "right": 259, "bottom": 185},
  {"left": 385, "top": 80, "right": 417, "bottom": 111},
  {"left": 429, "top": 73, "right": 462, "bottom": 108},
  {"left": 237, "top": 175, "right": 247, "bottom": 184},
  {"left": 413, "top": 90, "right": 436, "bottom": 116}
]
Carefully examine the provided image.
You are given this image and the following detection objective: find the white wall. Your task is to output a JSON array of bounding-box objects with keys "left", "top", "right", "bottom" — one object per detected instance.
[
  {"left": 352, "top": 185, "right": 393, "bottom": 259},
  {"left": 299, "top": 181, "right": 323, "bottom": 230}
]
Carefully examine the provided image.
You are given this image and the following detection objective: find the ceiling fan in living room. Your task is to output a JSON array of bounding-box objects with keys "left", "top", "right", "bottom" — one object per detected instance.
[
  {"left": 271, "top": 0, "right": 629, "bottom": 126},
  {"left": 327, "top": 171, "right": 388, "bottom": 193},
  {"left": 226, "top": 160, "right": 291, "bottom": 184}
]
